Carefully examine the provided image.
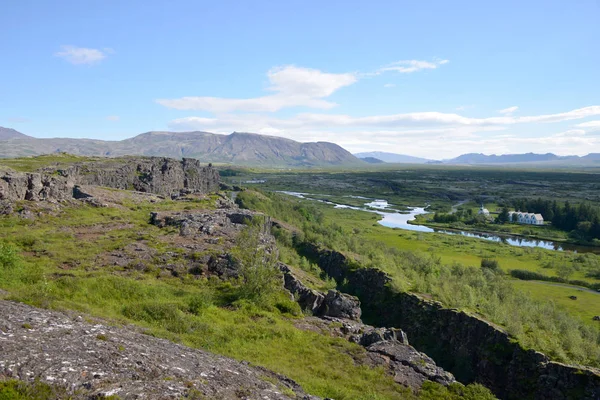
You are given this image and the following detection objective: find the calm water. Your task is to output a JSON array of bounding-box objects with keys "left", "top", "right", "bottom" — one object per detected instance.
[{"left": 277, "top": 191, "right": 600, "bottom": 254}]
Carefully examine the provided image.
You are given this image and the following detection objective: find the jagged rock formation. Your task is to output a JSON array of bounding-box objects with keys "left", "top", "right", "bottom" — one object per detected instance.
[
  {"left": 0, "top": 168, "right": 73, "bottom": 202},
  {"left": 0, "top": 156, "right": 220, "bottom": 203},
  {"left": 297, "top": 242, "right": 600, "bottom": 400},
  {"left": 49, "top": 157, "right": 220, "bottom": 197},
  {"left": 0, "top": 300, "right": 319, "bottom": 399},
  {"left": 279, "top": 263, "right": 361, "bottom": 321},
  {"left": 280, "top": 262, "right": 455, "bottom": 390}
]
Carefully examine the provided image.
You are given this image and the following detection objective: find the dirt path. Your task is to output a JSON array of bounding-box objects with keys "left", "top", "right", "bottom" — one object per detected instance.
[{"left": 450, "top": 200, "right": 469, "bottom": 214}]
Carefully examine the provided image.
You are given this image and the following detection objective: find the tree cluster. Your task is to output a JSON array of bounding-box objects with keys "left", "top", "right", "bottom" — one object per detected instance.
[{"left": 511, "top": 198, "right": 600, "bottom": 241}]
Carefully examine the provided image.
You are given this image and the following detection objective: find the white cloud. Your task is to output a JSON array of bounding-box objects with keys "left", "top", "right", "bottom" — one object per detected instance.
[
  {"left": 156, "top": 65, "right": 357, "bottom": 113},
  {"left": 576, "top": 120, "right": 600, "bottom": 131},
  {"left": 498, "top": 106, "right": 518, "bottom": 115},
  {"left": 54, "top": 45, "right": 111, "bottom": 65},
  {"left": 383, "top": 83, "right": 396, "bottom": 88},
  {"left": 167, "top": 105, "right": 600, "bottom": 158},
  {"left": 377, "top": 59, "right": 449, "bottom": 74},
  {"left": 157, "top": 60, "right": 449, "bottom": 113},
  {"left": 517, "top": 106, "right": 600, "bottom": 123},
  {"left": 169, "top": 106, "right": 600, "bottom": 133},
  {"left": 106, "top": 116, "right": 120, "bottom": 121}
]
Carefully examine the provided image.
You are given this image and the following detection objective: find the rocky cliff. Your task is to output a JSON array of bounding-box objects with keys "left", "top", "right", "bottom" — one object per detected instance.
[
  {"left": 297, "top": 242, "right": 600, "bottom": 400},
  {"left": 0, "top": 156, "right": 220, "bottom": 203}
]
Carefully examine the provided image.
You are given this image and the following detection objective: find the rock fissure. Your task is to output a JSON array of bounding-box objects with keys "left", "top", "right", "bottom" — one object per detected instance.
[{"left": 294, "top": 241, "right": 600, "bottom": 400}]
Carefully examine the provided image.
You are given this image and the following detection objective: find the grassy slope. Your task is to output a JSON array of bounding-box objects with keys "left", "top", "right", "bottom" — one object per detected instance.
[
  {"left": 238, "top": 190, "right": 600, "bottom": 367},
  {"left": 512, "top": 280, "right": 600, "bottom": 324},
  {"left": 0, "top": 193, "right": 495, "bottom": 399}
]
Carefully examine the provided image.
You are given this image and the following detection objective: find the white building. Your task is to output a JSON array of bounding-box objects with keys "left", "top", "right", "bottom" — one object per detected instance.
[
  {"left": 478, "top": 204, "right": 490, "bottom": 216},
  {"left": 508, "top": 211, "right": 544, "bottom": 225}
]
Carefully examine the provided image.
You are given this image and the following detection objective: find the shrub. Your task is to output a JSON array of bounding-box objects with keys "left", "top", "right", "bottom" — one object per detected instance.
[
  {"left": 187, "top": 290, "right": 214, "bottom": 315},
  {"left": 232, "top": 226, "right": 282, "bottom": 305},
  {"left": 0, "top": 243, "right": 19, "bottom": 269},
  {"left": 480, "top": 258, "right": 500, "bottom": 272}
]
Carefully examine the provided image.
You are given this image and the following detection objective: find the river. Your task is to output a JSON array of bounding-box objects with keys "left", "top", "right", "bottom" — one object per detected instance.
[{"left": 276, "top": 191, "right": 600, "bottom": 254}]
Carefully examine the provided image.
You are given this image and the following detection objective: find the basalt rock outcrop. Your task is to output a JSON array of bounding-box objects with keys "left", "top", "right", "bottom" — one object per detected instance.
[
  {"left": 53, "top": 157, "right": 219, "bottom": 197},
  {"left": 280, "top": 262, "right": 455, "bottom": 390},
  {"left": 297, "top": 242, "right": 600, "bottom": 400},
  {"left": 0, "top": 300, "right": 319, "bottom": 399},
  {"left": 0, "top": 168, "right": 73, "bottom": 202},
  {"left": 279, "top": 263, "right": 361, "bottom": 321},
  {"left": 0, "top": 156, "right": 220, "bottom": 204}
]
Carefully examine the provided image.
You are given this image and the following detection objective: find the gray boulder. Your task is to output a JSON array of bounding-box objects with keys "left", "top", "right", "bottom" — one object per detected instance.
[{"left": 321, "top": 290, "right": 362, "bottom": 321}]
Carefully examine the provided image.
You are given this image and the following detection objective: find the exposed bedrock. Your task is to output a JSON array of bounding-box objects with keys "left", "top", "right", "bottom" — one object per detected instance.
[
  {"left": 296, "top": 242, "right": 600, "bottom": 400},
  {"left": 0, "top": 300, "right": 319, "bottom": 399},
  {"left": 279, "top": 262, "right": 455, "bottom": 390},
  {"left": 0, "top": 156, "right": 220, "bottom": 203},
  {"left": 58, "top": 157, "right": 220, "bottom": 196}
]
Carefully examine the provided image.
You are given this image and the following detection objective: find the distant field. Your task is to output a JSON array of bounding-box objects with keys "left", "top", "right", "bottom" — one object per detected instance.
[{"left": 512, "top": 280, "right": 600, "bottom": 324}]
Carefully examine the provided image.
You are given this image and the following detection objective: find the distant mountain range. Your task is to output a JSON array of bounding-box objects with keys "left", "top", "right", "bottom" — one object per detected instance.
[
  {"left": 354, "top": 151, "right": 432, "bottom": 164},
  {"left": 0, "top": 127, "right": 361, "bottom": 167},
  {"left": 2, "top": 127, "right": 599, "bottom": 168},
  {"left": 442, "top": 152, "right": 600, "bottom": 165},
  {"left": 0, "top": 127, "right": 29, "bottom": 140},
  {"left": 355, "top": 150, "right": 600, "bottom": 166}
]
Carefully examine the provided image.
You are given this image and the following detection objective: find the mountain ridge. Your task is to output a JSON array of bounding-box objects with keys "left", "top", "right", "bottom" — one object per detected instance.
[
  {"left": 354, "top": 151, "right": 432, "bottom": 164},
  {"left": 0, "top": 127, "right": 361, "bottom": 167}
]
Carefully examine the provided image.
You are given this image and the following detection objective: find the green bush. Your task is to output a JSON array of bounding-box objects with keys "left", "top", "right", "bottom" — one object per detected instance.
[
  {"left": 0, "top": 243, "right": 19, "bottom": 269},
  {"left": 232, "top": 226, "right": 282, "bottom": 305},
  {"left": 480, "top": 258, "right": 500, "bottom": 272}
]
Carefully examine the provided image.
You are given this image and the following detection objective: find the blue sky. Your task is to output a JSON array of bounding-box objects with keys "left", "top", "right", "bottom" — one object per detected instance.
[{"left": 1, "top": 0, "right": 599, "bottom": 158}]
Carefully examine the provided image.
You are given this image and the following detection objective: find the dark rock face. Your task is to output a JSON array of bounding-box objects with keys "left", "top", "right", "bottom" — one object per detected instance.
[
  {"left": 58, "top": 157, "right": 220, "bottom": 196},
  {"left": 322, "top": 290, "right": 362, "bottom": 321},
  {"left": 298, "top": 242, "right": 600, "bottom": 400},
  {"left": 279, "top": 263, "right": 325, "bottom": 314},
  {"left": 0, "top": 157, "right": 220, "bottom": 204},
  {"left": 0, "top": 169, "right": 74, "bottom": 202},
  {"left": 281, "top": 260, "right": 455, "bottom": 391},
  {"left": 0, "top": 300, "right": 319, "bottom": 399},
  {"left": 279, "top": 263, "right": 361, "bottom": 321}
]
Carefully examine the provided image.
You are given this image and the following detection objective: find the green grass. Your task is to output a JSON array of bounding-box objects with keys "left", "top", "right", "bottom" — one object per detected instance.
[
  {"left": 237, "top": 190, "right": 600, "bottom": 367},
  {"left": 0, "top": 191, "right": 493, "bottom": 399},
  {"left": 512, "top": 280, "right": 600, "bottom": 325},
  {"left": 0, "top": 153, "right": 93, "bottom": 172},
  {"left": 0, "top": 379, "right": 67, "bottom": 400}
]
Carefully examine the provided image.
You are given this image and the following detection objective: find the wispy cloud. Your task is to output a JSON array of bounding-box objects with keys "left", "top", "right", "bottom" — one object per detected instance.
[
  {"left": 54, "top": 45, "right": 112, "bottom": 65},
  {"left": 106, "top": 116, "right": 120, "bottom": 121},
  {"left": 456, "top": 105, "right": 475, "bottom": 111},
  {"left": 576, "top": 120, "right": 600, "bottom": 131},
  {"left": 376, "top": 59, "right": 449, "bottom": 74},
  {"left": 157, "top": 65, "right": 357, "bottom": 113},
  {"left": 157, "top": 60, "right": 446, "bottom": 113},
  {"left": 167, "top": 105, "right": 600, "bottom": 158},
  {"left": 6, "top": 117, "right": 29, "bottom": 123},
  {"left": 169, "top": 106, "right": 600, "bottom": 133},
  {"left": 383, "top": 83, "right": 396, "bottom": 88},
  {"left": 498, "top": 106, "right": 518, "bottom": 115}
]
